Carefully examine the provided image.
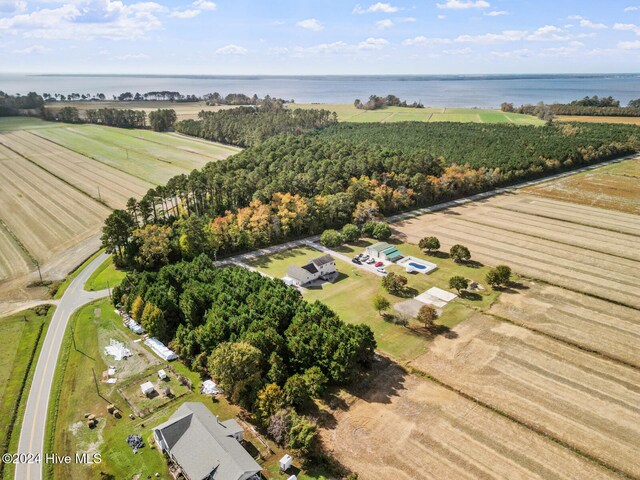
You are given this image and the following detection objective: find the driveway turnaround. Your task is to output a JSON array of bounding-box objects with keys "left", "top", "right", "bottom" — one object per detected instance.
[{"left": 15, "top": 252, "right": 111, "bottom": 480}]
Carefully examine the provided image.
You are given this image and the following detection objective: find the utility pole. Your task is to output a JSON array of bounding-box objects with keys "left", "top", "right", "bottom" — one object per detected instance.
[
  {"left": 34, "top": 260, "right": 42, "bottom": 283},
  {"left": 107, "top": 280, "right": 112, "bottom": 299},
  {"left": 71, "top": 324, "right": 77, "bottom": 351}
]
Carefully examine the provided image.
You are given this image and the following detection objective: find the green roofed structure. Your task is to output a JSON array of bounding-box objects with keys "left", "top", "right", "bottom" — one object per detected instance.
[{"left": 365, "top": 242, "right": 404, "bottom": 262}]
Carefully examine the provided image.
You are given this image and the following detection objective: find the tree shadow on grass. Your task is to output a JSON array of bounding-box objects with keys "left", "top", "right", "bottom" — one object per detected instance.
[
  {"left": 392, "top": 286, "right": 419, "bottom": 299},
  {"left": 460, "top": 259, "right": 484, "bottom": 269},
  {"left": 459, "top": 290, "right": 482, "bottom": 301},
  {"left": 342, "top": 355, "right": 407, "bottom": 406}
]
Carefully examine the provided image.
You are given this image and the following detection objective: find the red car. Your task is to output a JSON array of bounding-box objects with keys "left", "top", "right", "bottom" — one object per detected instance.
[{"left": 374, "top": 261, "right": 384, "bottom": 267}]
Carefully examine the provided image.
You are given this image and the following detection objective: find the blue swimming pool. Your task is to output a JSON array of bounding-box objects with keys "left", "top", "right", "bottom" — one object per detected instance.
[{"left": 409, "top": 262, "right": 427, "bottom": 270}]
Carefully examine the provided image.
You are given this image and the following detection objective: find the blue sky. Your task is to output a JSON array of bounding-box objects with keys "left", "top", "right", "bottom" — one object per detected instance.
[{"left": 1, "top": 0, "right": 639, "bottom": 74}]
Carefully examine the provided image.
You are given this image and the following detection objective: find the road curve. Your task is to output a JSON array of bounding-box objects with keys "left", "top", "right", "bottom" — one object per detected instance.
[{"left": 15, "top": 252, "right": 111, "bottom": 480}]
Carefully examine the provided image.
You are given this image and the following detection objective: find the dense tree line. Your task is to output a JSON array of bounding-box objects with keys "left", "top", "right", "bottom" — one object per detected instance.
[
  {"left": 102, "top": 121, "right": 639, "bottom": 268},
  {"left": 0, "top": 91, "right": 44, "bottom": 116},
  {"left": 43, "top": 106, "right": 147, "bottom": 128},
  {"left": 204, "top": 92, "right": 290, "bottom": 106},
  {"left": 174, "top": 104, "right": 336, "bottom": 147},
  {"left": 354, "top": 94, "right": 423, "bottom": 110},
  {"left": 503, "top": 96, "right": 640, "bottom": 117},
  {"left": 114, "top": 259, "right": 375, "bottom": 411},
  {"left": 148, "top": 109, "right": 177, "bottom": 131}
]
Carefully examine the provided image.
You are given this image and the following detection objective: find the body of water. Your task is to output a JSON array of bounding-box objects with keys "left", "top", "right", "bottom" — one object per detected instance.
[{"left": 1, "top": 73, "right": 639, "bottom": 108}]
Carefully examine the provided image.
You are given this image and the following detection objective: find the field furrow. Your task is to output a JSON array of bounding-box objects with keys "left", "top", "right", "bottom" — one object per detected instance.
[
  {"left": 412, "top": 315, "right": 640, "bottom": 478},
  {"left": 0, "top": 151, "right": 109, "bottom": 262},
  {"left": 0, "top": 131, "right": 151, "bottom": 208},
  {"left": 323, "top": 363, "right": 620, "bottom": 480},
  {"left": 421, "top": 227, "right": 640, "bottom": 308},
  {"left": 0, "top": 222, "right": 32, "bottom": 282}
]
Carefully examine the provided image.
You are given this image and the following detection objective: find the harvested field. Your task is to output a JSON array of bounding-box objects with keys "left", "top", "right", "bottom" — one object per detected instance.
[
  {"left": 0, "top": 143, "right": 110, "bottom": 263},
  {"left": 557, "top": 115, "right": 640, "bottom": 125},
  {"left": 410, "top": 314, "right": 640, "bottom": 479},
  {"left": 394, "top": 194, "right": 640, "bottom": 309},
  {"left": 323, "top": 360, "right": 621, "bottom": 480},
  {"left": 0, "top": 131, "right": 151, "bottom": 208},
  {"left": 31, "top": 124, "right": 237, "bottom": 185},
  {"left": 490, "top": 283, "right": 640, "bottom": 368},
  {"left": 524, "top": 157, "right": 640, "bottom": 214},
  {"left": 0, "top": 222, "right": 31, "bottom": 281}
]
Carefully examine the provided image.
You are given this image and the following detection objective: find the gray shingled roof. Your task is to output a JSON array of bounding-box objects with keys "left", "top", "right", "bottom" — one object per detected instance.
[
  {"left": 286, "top": 265, "right": 313, "bottom": 282},
  {"left": 312, "top": 254, "right": 335, "bottom": 267},
  {"left": 154, "top": 402, "right": 261, "bottom": 480}
]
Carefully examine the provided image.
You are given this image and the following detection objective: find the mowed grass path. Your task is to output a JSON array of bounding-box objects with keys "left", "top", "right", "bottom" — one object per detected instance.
[
  {"left": 248, "top": 241, "right": 500, "bottom": 362},
  {"left": 32, "top": 124, "right": 239, "bottom": 185},
  {"left": 291, "top": 104, "right": 543, "bottom": 125},
  {"left": 85, "top": 256, "right": 127, "bottom": 291}
]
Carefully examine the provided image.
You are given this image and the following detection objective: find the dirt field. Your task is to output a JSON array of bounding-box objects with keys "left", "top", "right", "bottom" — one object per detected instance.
[
  {"left": 490, "top": 282, "right": 640, "bottom": 368},
  {"left": 0, "top": 131, "right": 151, "bottom": 208},
  {"left": 0, "top": 143, "right": 110, "bottom": 263},
  {"left": 394, "top": 193, "right": 640, "bottom": 309},
  {"left": 323, "top": 360, "right": 621, "bottom": 480},
  {"left": 524, "top": 157, "right": 640, "bottom": 214},
  {"left": 410, "top": 314, "right": 640, "bottom": 478}
]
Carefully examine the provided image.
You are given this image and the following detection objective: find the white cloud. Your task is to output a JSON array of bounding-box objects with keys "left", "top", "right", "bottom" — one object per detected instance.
[
  {"left": 192, "top": 0, "right": 216, "bottom": 10},
  {"left": 403, "top": 35, "right": 452, "bottom": 46},
  {"left": 437, "top": 15, "right": 446, "bottom": 19},
  {"left": 399, "top": 17, "right": 416, "bottom": 22},
  {"left": 437, "top": 0, "right": 490, "bottom": 10},
  {"left": 569, "top": 40, "right": 584, "bottom": 47},
  {"left": 485, "top": 10, "right": 508, "bottom": 17},
  {"left": 0, "top": 0, "right": 27, "bottom": 14},
  {"left": 624, "top": 6, "right": 639, "bottom": 12},
  {"left": 171, "top": 9, "right": 200, "bottom": 18},
  {"left": 568, "top": 16, "right": 607, "bottom": 29},
  {"left": 375, "top": 19, "right": 393, "bottom": 29},
  {"left": 294, "top": 37, "right": 389, "bottom": 56},
  {"left": 358, "top": 37, "right": 389, "bottom": 49},
  {"left": 215, "top": 44, "right": 248, "bottom": 55},
  {"left": 0, "top": 0, "right": 166, "bottom": 40},
  {"left": 614, "top": 22, "right": 640, "bottom": 34},
  {"left": 353, "top": 2, "right": 398, "bottom": 14},
  {"left": 296, "top": 18, "right": 323, "bottom": 31},
  {"left": 13, "top": 44, "right": 50, "bottom": 54},
  {"left": 618, "top": 40, "right": 640, "bottom": 49}
]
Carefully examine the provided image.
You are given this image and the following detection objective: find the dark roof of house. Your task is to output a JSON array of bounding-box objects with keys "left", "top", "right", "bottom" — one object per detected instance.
[
  {"left": 286, "top": 265, "right": 313, "bottom": 282},
  {"left": 153, "top": 402, "right": 260, "bottom": 480},
  {"left": 300, "top": 263, "right": 318, "bottom": 274},
  {"left": 312, "top": 254, "right": 335, "bottom": 266}
]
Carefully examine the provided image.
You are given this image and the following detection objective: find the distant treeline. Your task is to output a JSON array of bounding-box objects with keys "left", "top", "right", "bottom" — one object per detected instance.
[
  {"left": 204, "top": 92, "right": 291, "bottom": 106},
  {"left": 0, "top": 91, "right": 44, "bottom": 116},
  {"left": 354, "top": 94, "right": 424, "bottom": 110},
  {"left": 101, "top": 121, "right": 640, "bottom": 270},
  {"left": 175, "top": 103, "right": 336, "bottom": 147},
  {"left": 44, "top": 106, "right": 147, "bottom": 128},
  {"left": 502, "top": 95, "right": 640, "bottom": 117}
]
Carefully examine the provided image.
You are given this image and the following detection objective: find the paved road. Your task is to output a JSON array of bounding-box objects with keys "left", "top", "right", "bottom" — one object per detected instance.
[{"left": 15, "top": 252, "right": 111, "bottom": 480}]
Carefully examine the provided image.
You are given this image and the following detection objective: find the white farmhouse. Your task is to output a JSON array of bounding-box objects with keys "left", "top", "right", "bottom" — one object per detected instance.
[{"left": 286, "top": 254, "right": 336, "bottom": 287}]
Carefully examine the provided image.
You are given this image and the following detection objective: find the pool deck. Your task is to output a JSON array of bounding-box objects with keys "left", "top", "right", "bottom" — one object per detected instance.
[{"left": 397, "top": 256, "right": 438, "bottom": 274}]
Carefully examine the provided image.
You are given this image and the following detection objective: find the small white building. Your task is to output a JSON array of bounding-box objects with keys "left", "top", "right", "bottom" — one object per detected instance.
[
  {"left": 141, "top": 381, "right": 155, "bottom": 397},
  {"left": 158, "top": 369, "right": 168, "bottom": 381},
  {"left": 286, "top": 254, "right": 336, "bottom": 287},
  {"left": 280, "top": 454, "right": 293, "bottom": 472}
]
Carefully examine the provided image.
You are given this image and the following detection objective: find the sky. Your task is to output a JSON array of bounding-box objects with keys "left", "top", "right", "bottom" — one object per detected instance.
[{"left": 0, "top": 0, "right": 639, "bottom": 74}]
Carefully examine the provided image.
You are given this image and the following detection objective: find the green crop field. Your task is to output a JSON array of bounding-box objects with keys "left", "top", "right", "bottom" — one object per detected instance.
[
  {"left": 31, "top": 124, "right": 240, "bottom": 185},
  {"left": 291, "top": 103, "right": 544, "bottom": 125},
  {"left": 0, "top": 117, "right": 68, "bottom": 132}
]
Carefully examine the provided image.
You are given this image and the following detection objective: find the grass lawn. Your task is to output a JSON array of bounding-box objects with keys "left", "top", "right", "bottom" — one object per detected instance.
[
  {"left": 32, "top": 124, "right": 235, "bottom": 185},
  {"left": 291, "top": 104, "right": 543, "bottom": 125},
  {"left": 85, "top": 256, "right": 127, "bottom": 292},
  {"left": 0, "top": 307, "right": 53, "bottom": 480},
  {"left": 46, "top": 298, "right": 331, "bottom": 480},
  {"left": 248, "top": 237, "right": 502, "bottom": 362}
]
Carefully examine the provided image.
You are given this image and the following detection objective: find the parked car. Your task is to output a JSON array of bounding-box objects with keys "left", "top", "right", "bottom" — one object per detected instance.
[
  {"left": 352, "top": 258, "right": 362, "bottom": 264},
  {"left": 367, "top": 258, "right": 376, "bottom": 264},
  {"left": 361, "top": 255, "right": 369, "bottom": 261},
  {"left": 377, "top": 267, "right": 387, "bottom": 274},
  {"left": 374, "top": 261, "right": 384, "bottom": 267}
]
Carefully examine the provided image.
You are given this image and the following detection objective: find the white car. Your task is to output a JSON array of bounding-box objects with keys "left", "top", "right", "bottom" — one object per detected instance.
[
  {"left": 367, "top": 258, "right": 376, "bottom": 264},
  {"left": 377, "top": 267, "right": 388, "bottom": 275}
]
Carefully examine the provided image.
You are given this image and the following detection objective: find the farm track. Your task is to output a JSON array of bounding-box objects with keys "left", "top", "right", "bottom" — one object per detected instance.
[
  {"left": 0, "top": 131, "right": 151, "bottom": 209},
  {"left": 411, "top": 314, "right": 640, "bottom": 479},
  {"left": 323, "top": 362, "right": 622, "bottom": 480}
]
